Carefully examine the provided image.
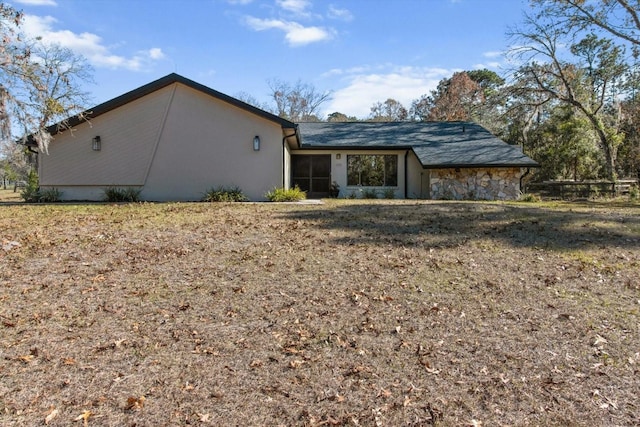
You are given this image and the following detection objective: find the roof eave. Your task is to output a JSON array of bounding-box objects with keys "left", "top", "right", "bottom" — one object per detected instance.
[
  {"left": 25, "top": 73, "right": 296, "bottom": 147},
  {"left": 298, "top": 145, "right": 414, "bottom": 151},
  {"left": 422, "top": 162, "right": 540, "bottom": 169}
]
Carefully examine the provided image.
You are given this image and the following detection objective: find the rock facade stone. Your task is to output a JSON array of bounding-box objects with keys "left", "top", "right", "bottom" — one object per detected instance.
[{"left": 429, "top": 168, "right": 523, "bottom": 201}]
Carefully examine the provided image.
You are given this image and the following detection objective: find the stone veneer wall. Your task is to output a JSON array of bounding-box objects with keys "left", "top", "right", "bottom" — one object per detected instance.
[{"left": 430, "top": 168, "right": 523, "bottom": 200}]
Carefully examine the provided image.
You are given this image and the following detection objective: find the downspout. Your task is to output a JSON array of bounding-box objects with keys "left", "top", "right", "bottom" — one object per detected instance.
[
  {"left": 282, "top": 136, "right": 286, "bottom": 188},
  {"left": 282, "top": 125, "right": 299, "bottom": 188},
  {"left": 519, "top": 168, "right": 531, "bottom": 194},
  {"left": 404, "top": 150, "right": 409, "bottom": 199}
]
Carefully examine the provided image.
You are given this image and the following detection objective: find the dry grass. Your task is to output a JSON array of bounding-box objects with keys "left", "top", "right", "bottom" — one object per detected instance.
[
  {"left": 0, "top": 188, "right": 22, "bottom": 203},
  {"left": 0, "top": 199, "right": 639, "bottom": 426}
]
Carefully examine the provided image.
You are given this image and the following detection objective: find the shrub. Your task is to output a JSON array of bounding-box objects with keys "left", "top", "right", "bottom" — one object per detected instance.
[
  {"left": 383, "top": 188, "right": 395, "bottom": 199},
  {"left": 39, "top": 188, "right": 62, "bottom": 203},
  {"left": 361, "top": 188, "right": 378, "bottom": 199},
  {"left": 265, "top": 186, "right": 306, "bottom": 202},
  {"left": 103, "top": 187, "right": 142, "bottom": 202},
  {"left": 203, "top": 186, "right": 248, "bottom": 202},
  {"left": 329, "top": 181, "right": 340, "bottom": 198},
  {"left": 518, "top": 193, "right": 541, "bottom": 203},
  {"left": 629, "top": 184, "right": 639, "bottom": 201},
  {"left": 20, "top": 169, "right": 41, "bottom": 202}
]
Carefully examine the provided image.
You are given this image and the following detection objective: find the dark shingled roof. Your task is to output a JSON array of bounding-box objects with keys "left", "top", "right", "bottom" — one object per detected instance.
[{"left": 297, "top": 121, "right": 538, "bottom": 169}]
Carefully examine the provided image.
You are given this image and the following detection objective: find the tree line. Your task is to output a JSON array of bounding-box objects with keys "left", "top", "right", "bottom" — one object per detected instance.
[
  {"left": 259, "top": 1, "right": 640, "bottom": 182},
  {"left": 2, "top": 1, "right": 639, "bottom": 185}
]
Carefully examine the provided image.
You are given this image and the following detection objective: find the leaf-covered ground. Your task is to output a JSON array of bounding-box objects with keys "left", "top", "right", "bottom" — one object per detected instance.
[{"left": 1, "top": 199, "right": 639, "bottom": 426}]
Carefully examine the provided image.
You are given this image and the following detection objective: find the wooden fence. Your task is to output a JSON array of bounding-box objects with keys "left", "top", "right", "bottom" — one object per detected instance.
[{"left": 526, "top": 179, "right": 638, "bottom": 199}]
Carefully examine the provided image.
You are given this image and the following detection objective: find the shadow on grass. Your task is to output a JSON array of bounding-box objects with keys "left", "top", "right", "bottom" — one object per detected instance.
[{"left": 279, "top": 201, "right": 640, "bottom": 250}]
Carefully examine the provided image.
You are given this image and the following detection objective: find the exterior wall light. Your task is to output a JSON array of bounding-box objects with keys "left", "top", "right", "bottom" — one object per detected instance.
[
  {"left": 92, "top": 136, "right": 101, "bottom": 151},
  {"left": 253, "top": 135, "right": 260, "bottom": 151}
]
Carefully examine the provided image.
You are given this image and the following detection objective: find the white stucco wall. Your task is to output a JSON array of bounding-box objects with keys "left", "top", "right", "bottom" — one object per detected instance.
[
  {"left": 142, "top": 84, "right": 284, "bottom": 201},
  {"left": 40, "top": 85, "right": 175, "bottom": 187},
  {"left": 40, "top": 83, "right": 287, "bottom": 201}
]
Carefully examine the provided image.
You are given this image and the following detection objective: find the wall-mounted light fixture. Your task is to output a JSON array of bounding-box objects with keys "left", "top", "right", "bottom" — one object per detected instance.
[
  {"left": 253, "top": 135, "right": 260, "bottom": 151},
  {"left": 92, "top": 136, "right": 101, "bottom": 151},
  {"left": 336, "top": 153, "right": 341, "bottom": 160}
]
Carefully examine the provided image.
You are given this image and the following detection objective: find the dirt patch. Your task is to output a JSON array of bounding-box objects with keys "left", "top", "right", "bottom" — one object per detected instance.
[{"left": 1, "top": 200, "right": 639, "bottom": 426}]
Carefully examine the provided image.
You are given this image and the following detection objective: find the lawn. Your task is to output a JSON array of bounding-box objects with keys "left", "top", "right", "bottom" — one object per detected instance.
[
  {"left": 0, "top": 188, "right": 22, "bottom": 203},
  {"left": 0, "top": 199, "right": 638, "bottom": 426}
]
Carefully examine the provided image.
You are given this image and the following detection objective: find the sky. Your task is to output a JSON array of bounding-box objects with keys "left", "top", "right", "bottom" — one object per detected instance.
[{"left": 10, "top": 0, "right": 531, "bottom": 120}]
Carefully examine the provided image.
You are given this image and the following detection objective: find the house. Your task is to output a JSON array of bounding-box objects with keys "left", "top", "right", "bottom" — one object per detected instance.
[{"left": 33, "top": 73, "right": 537, "bottom": 201}]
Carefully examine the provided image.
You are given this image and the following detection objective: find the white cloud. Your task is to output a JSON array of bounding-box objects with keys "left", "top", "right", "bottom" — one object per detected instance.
[
  {"left": 276, "top": 0, "right": 311, "bottom": 15},
  {"left": 245, "top": 16, "right": 332, "bottom": 46},
  {"left": 323, "top": 66, "right": 452, "bottom": 119},
  {"left": 14, "top": 0, "right": 57, "bottom": 5},
  {"left": 21, "top": 14, "right": 165, "bottom": 71},
  {"left": 148, "top": 47, "right": 165, "bottom": 60},
  {"left": 327, "top": 5, "right": 353, "bottom": 21},
  {"left": 483, "top": 50, "right": 504, "bottom": 58},
  {"left": 473, "top": 62, "right": 502, "bottom": 70}
]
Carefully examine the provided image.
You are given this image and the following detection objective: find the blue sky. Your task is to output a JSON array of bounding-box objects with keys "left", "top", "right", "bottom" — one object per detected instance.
[{"left": 12, "top": 0, "right": 530, "bottom": 119}]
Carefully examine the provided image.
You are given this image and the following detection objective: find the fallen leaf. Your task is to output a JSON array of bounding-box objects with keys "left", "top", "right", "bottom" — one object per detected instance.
[
  {"left": 198, "top": 412, "right": 211, "bottom": 423},
  {"left": 125, "top": 396, "right": 145, "bottom": 411},
  {"left": 593, "top": 335, "right": 608, "bottom": 346},
  {"left": 74, "top": 410, "right": 92, "bottom": 426},
  {"left": 289, "top": 359, "right": 304, "bottom": 369},
  {"left": 377, "top": 389, "right": 392, "bottom": 399},
  {"left": 18, "top": 354, "right": 34, "bottom": 363},
  {"left": 45, "top": 408, "right": 59, "bottom": 424}
]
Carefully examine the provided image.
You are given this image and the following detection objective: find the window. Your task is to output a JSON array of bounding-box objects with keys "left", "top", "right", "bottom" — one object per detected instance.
[{"left": 347, "top": 155, "right": 398, "bottom": 186}]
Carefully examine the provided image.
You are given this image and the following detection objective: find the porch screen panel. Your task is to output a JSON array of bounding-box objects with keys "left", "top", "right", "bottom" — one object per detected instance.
[
  {"left": 311, "top": 155, "right": 331, "bottom": 193},
  {"left": 292, "top": 155, "right": 311, "bottom": 192}
]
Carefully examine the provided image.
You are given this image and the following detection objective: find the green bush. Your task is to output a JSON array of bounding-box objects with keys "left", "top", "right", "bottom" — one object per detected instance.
[
  {"left": 20, "top": 169, "right": 41, "bottom": 202},
  {"left": 518, "top": 193, "right": 541, "bottom": 203},
  {"left": 103, "top": 187, "right": 142, "bottom": 202},
  {"left": 203, "top": 186, "right": 248, "bottom": 202},
  {"left": 39, "top": 188, "right": 62, "bottom": 203},
  {"left": 265, "top": 186, "right": 306, "bottom": 202},
  {"left": 361, "top": 188, "right": 378, "bottom": 199},
  {"left": 629, "top": 185, "right": 639, "bottom": 201},
  {"left": 383, "top": 188, "right": 395, "bottom": 199}
]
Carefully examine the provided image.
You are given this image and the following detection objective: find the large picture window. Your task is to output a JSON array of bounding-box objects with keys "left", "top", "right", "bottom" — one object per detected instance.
[{"left": 347, "top": 155, "right": 398, "bottom": 187}]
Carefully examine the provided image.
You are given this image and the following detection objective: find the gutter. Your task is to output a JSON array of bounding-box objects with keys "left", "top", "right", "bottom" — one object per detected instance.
[{"left": 404, "top": 150, "right": 409, "bottom": 199}]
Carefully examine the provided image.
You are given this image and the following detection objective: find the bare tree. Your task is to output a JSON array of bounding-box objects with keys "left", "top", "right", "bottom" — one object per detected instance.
[
  {"left": 1, "top": 5, "right": 93, "bottom": 155},
  {"left": 16, "top": 44, "right": 93, "bottom": 153},
  {"left": 531, "top": 0, "right": 640, "bottom": 50},
  {"left": 509, "top": 16, "right": 627, "bottom": 179},
  {"left": 234, "top": 91, "right": 271, "bottom": 111},
  {"left": 327, "top": 111, "right": 358, "bottom": 122},
  {"left": 267, "top": 79, "right": 331, "bottom": 122},
  {"left": 368, "top": 98, "right": 408, "bottom": 121}
]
